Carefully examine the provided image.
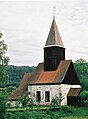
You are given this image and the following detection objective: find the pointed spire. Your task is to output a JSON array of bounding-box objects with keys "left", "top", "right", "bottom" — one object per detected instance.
[{"left": 45, "top": 9, "right": 64, "bottom": 47}]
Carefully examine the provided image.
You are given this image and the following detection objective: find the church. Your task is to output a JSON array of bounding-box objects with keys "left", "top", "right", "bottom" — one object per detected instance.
[{"left": 9, "top": 16, "right": 81, "bottom": 106}]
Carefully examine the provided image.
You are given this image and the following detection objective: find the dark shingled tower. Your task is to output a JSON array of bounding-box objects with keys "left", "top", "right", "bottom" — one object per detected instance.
[{"left": 44, "top": 16, "right": 65, "bottom": 71}]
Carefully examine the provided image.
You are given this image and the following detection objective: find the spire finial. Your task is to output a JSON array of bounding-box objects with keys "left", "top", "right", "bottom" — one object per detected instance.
[{"left": 53, "top": 7, "right": 56, "bottom": 18}]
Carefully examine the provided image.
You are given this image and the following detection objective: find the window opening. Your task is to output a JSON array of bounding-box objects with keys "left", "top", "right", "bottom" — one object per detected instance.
[
  {"left": 45, "top": 91, "right": 50, "bottom": 102},
  {"left": 36, "top": 91, "right": 41, "bottom": 102}
]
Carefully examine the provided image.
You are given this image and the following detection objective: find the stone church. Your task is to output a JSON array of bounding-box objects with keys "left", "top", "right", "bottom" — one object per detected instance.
[{"left": 9, "top": 16, "right": 81, "bottom": 106}]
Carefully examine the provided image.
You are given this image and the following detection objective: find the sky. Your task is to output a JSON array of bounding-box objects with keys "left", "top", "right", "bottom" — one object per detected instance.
[{"left": 0, "top": 0, "right": 88, "bottom": 66}]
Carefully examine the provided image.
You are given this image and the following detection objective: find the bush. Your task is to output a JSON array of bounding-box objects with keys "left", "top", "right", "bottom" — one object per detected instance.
[
  {"left": 74, "top": 107, "right": 88, "bottom": 117},
  {"left": 80, "top": 90, "right": 88, "bottom": 106},
  {"left": 61, "top": 105, "right": 75, "bottom": 114},
  {"left": 0, "top": 96, "right": 6, "bottom": 119}
]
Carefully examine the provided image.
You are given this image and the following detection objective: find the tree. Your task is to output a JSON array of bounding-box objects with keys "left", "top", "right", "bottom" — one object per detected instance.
[
  {"left": 74, "top": 58, "right": 88, "bottom": 90},
  {"left": 0, "top": 96, "right": 7, "bottom": 119},
  {"left": 75, "top": 58, "right": 87, "bottom": 64},
  {"left": 80, "top": 90, "right": 88, "bottom": 107},
  {"left": 0, "top": 33, "right": 9, "bottom": 85}
]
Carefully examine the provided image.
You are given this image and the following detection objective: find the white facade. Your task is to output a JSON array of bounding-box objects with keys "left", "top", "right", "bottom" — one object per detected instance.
[{"left": 28, "top": 84, "right": 81, "bottom": 105}]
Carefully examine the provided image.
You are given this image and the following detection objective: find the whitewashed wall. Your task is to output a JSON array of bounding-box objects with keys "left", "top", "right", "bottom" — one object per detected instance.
[
  {"left": 28, "top": 84, "right": 81, "bottom": 105},
  {"left": 28, "top": 84, "right": 61, "bottom": 105}
]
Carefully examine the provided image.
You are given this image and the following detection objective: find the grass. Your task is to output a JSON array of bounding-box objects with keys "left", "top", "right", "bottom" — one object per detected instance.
[
  {"left": 59, "top": 116, "right": 88, "bottom": 119},
  {"left": 7, "top": 106, "right": 88, "bottom": 119},
  {"left": 7, "top": 105, "right": 60, "bottom": 111}
]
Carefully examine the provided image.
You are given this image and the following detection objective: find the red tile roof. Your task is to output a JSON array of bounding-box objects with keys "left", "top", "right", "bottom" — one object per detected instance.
[
  {"left": 8, "top": 73, "right": 32, "bottom": 100},
  {"left": 28, "top": 60, "right": 71, "bottom": 85}
]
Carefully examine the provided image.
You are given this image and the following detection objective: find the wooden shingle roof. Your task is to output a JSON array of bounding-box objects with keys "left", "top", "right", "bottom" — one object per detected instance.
[
  {"left": 45, "top": 17, "right": 64, "bottom": 47},
  {"left": 67, "top": 88, "right": 81, "bottom": 97}
]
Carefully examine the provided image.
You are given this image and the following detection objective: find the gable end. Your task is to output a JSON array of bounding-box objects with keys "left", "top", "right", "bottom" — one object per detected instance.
[{"left": 62, "top": 62, "right": 81, "bottom": 85}]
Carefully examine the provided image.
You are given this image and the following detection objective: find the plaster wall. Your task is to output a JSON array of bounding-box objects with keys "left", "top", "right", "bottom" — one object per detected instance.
[{"left": 28, "top": 84, "right": 81, "bottom": 105}]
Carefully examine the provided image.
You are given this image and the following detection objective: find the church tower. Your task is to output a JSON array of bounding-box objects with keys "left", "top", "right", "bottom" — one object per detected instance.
[{"left": 44, "top": 16, "right": 65, "bottom": 71}]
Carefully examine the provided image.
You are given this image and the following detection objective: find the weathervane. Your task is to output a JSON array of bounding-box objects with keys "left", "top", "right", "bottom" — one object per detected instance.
[{"left": 53, "top": 7, "right": 56, "bottom": 17}]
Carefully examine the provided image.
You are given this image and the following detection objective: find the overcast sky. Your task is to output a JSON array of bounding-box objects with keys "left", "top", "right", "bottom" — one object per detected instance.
[{"left": 0, "top": 0, "right": 88, "bottom": 66}]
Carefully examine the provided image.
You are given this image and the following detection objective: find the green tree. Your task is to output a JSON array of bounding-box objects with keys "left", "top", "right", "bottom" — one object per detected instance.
[
  {"left": 74, "top": 58, "right": 88, "bottom": 90},
  {"left": 0, "top": 33, "right": 9, "bottom": 85},
  {"left": 0, "top": 96, "right": 7, "bottom": 119},
  {"left": 80, "top": 90, "right": 88, "bottom": 107},
  {"left": 6, "top": 65, "right": 36, "bottom": 85},
  {"left": 75, "top": 58, "right": 87, "bottom": 64}
]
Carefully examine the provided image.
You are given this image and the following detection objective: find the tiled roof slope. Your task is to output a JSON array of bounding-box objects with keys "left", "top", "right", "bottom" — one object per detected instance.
[
  {"left": 8, "top": 73, "right": 32, "bottom": 100},
  {"left": 28, "top": 60, "right": 71, "bottom": 85},
  {"left": 45, "top": 17, "right": 64, "bottom": 47}
]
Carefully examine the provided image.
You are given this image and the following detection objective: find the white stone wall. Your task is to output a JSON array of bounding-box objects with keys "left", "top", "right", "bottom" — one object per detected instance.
[
  {"left": 28, "top": 84, "right": 61, "bottom": 105},
  {"left": 28, "top": 84, "right": 81, "bottom": 105},
  {"left": 60, "top": 84, "right": 81, "bottom": 105},
  {"left": 28, "top": 84, "right": 65, "bottom": 105}
]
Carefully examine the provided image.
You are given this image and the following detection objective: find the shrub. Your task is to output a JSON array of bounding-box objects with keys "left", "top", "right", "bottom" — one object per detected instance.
[
  {"left": 61, "top": 105, "right": 75, "bottom": 116},
  {"left": 0, "top": 96, "right": 6, "bottom": 119},
  {"left": 80, "top": 90, "right": 88, "bottom": 106}
]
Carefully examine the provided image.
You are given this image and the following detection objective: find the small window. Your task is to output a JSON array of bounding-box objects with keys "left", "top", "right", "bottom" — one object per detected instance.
[
  {"left": 36, "top": 91, "right": 41, "bottom": 102},
  {"left": 45, "top": 91, "right": 50, "bottom": 102}
]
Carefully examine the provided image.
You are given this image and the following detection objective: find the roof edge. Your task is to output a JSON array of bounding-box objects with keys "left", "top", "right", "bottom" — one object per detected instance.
[
  {"left": 28, "top": 83, "right": 61, "bottom": 85},
  {"left": 44, "top": 44, "right": 65, "bottom": 48}
]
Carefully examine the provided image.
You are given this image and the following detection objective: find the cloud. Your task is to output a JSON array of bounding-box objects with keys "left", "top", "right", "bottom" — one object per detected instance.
[{"left": 0, "top": 0, "right": 88, "bottom": 66}]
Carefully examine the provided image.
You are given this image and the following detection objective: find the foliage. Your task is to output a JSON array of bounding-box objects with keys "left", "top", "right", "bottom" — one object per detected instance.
[
  {"left": 51, "top": 93, "right": 64, "bottom": 106},
  {"left": 59, "top": 116, "right": 88, "bottom": 119},
  {"left": 80, "top": 90, "right": 88, "bottom": 106},
  {"left": 73, "top": 107, "right": 88, "bottom": 117},
  {"left": 80, "top": 79, "right": 88, "bottom": 91},
  {"left": 7, "top": 111, "right": 30, "bottom": 119},
  {"left": 20, "top": 92, "right": 33, "bottom": 107},
  {"left": 5, "top": 86, "right": 16, "bottom": 95},
  {"left": 0, "top": 96, "right": 7, "bottom": 119},
  {"left": 15, "top": 92, "right": 33, "bottom": 108},
  {"left": 51, "top": 96, "right": 59, "bottom": 106},
  {"left": 74, "top": 58, "right": 88, "bottom": 91},
  {"left": 61, "top": 105, "right": 75, "bottom": 115},
  {"left": 6, "top": 106, "right": 88, "bottom": 119},
  {"left": 0, "top": 33, "right": 9, "bottom": 85},
  {"left": 75, "top": 58, "right": 87, "bottom": 64},
  {"left": 5, "top": 65, "right": 36, "bottom": 87},
  {"left": 0, "top": 86, "right": 16, "bottom": 98},
  {"left": 74, "top": 59, "right": 88, "bottom": 80}
]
